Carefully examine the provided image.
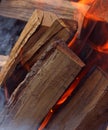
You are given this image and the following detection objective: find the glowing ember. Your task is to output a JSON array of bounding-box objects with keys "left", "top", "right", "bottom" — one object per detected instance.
[
  {"left": 92, "top": 41, "right": 108, "bottom": 54},
  {"left": 78, "top": 0, "right": 94, "bottom": 5},
  {"left": 73, "top": 0, "right": 107, "bottom": 22},
  {"left": 38, "top": 110, "right": 54, "bottom": 130},
  {"left": 68, "top": 32, "right": 78, "bottom": 48}
]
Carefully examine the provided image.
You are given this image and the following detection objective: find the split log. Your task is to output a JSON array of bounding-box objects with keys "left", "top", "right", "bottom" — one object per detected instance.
[
  {"left": 0, "top": 0, "right": 35, "bottom": 21},
  {"left": 0, "top": 9, "right": 44, "bottom": 95},
  {"left": 0, "top": 0, "right": 89, "bottom": 35},
  {"left": 0, "top": 9, "right": 78, "bottom": 96},
  {"left": 0, "top": 0, "right": 108, "bottom": 31},
  {"left": 0, "top": 42, "right": 84, "bottom": 130},
  {"left": 0, "top": 0, "right": 89, "bottom": 21},
  {"left": 46, "top": 68, "right": 108, "bottom": 130}
]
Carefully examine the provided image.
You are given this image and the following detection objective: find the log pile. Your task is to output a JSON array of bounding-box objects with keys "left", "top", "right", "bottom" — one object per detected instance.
[
  {"left": 0, "top": 0, "right": 89, "bottom": 36},
  {"left": 0, "top": 10, "right": 79, "bottom": 96},
  {"left": 0, "top": 9, "right": 84, "bottom": 129},
  {"left": 0, "top": 42, "right": 84, "bottom": 130},
  {"left": 0, "top": 1, "right": 108, "bottom": 130}
]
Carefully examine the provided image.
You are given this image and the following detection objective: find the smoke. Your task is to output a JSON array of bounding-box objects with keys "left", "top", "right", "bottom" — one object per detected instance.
[
  {"left": 0, "top": 122, "right": 35, "bottom": 130},
  {"left": 0, "top": 126, "right": 30, "bottom": 130},
  {"left": 0, "top": 87, "right": 5, "bottom": 111},
  {"left": 0, "top": 88, "right": 37, "bottom": 130}
]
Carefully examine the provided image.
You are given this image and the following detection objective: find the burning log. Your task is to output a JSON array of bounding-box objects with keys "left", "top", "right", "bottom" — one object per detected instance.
[
  {"left": 89, "top": 0, "right": 108, "bottom": 22},
  {"left": 46, "top": 68, "right": 108, "bottom": 130},
  {"left": 0, "top": 1, "right": 107, "bottom": 130},
  {"left": 0, "top": 41, "right": 84, "bottom": 130},
  {"left": 0, "top": 9, "right": 78, "bottom": 97}
]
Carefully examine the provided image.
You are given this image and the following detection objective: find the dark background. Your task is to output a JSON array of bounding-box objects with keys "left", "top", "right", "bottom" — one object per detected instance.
[{"left": 0, "top": 16, "right": 26, "bottom": 55}]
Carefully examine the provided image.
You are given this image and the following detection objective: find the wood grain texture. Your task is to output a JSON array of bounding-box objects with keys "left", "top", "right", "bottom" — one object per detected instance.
[
  {"left": 0, "top": 10, "right": 43, "bottom": 84},
  {"left": 0, "top": 10, "right": 61, "bottom": 93},
  {"left": 0, "top": 55, "right": 8, "bottom": 71},
  {"left": 0, "top": 0, "right": 35, "bottom": 21},
  {"left": 0, "top": 0, "right": 89, "bottom": 35},
  {"left": 46, "top": 68, "right": 108, "bottom": 130},
  {"left": 0, "top": 11, "right": 78, "bottom": 97},
  {"left": 0, "top": 43, "right": 84, "bottom": 130},
  {"left": 0, "top": 0, "right": 89, "bottom": 21}
]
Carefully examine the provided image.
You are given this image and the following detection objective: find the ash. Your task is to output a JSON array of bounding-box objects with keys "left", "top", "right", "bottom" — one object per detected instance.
[{"left": 0, "top": 16, "right": 26, "bottom": 55}]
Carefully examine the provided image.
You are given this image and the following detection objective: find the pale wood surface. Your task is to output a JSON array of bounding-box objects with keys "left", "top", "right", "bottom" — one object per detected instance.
[
  {"left": 0, "top": 10, "right": 58, "bottom": 86},
  {"left": 0, "top": 0, "right": 35, "bottom": 21},
  {"left": 46, "top": 68, "right": 108, "bottom": 130},
  {"left": 0, "top": 9, "right": 43, "bottom": 85},
  {"left": 0, "top": 55, "right": 8, "bottom": 71},
  {"left": 0, "top": 43, "right": 84, "bottom": 130},
  {"left": 0, "top": 0, "right": 89, "bottom": 35},
  {"left": 0, "top": 10, "right": 78, "bottom": 98},
  {"left": 0, "top": 0, "right": 89, "bottom": 21}
]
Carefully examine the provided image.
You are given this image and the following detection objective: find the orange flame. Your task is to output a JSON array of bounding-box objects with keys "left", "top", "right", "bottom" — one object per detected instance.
[
  {"left": 73, "top": 0, "right": 105, "bottom": 25},
  {"left": 68, "top": 33, "right": 78, "bottom": 48},
  {"left": 78, "top": 0, "right": 94, "bottom": 5},
  {"left": 38, "top": 109, "right": 54, "bottom": 130},
  {"left": 98, "top": 42, "right": 108, "bottom": 53},
  {"left": 92, "top": 41, "right": 108, "bottom": 54}
]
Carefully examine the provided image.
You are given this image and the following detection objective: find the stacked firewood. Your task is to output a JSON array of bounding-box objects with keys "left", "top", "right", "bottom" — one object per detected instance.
[{"left": 0, "top": 0, "right": 107, "bottom": 130}]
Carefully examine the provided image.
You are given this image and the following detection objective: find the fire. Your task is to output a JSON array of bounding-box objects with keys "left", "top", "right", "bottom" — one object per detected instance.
[
  {"left": 34, "top": 0, "right": 108, "bottom": 129},
  {"left": 78, "top": 0, "right": 94, "bottom": 5},
  {"left": 38, "top": 52, "right": 98, "bottom": 130},
  {"left": 68, "top": 32, "right": 78, "bottom": 48},
  {"left": 92, "top": 41, "right": 108, "bottom": 54},
  {"left": 38, "top": 110, "right": 54, "bottom": 130},
  {"left": 73, "top": 0, "right": 106, "bottom": 24}
]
